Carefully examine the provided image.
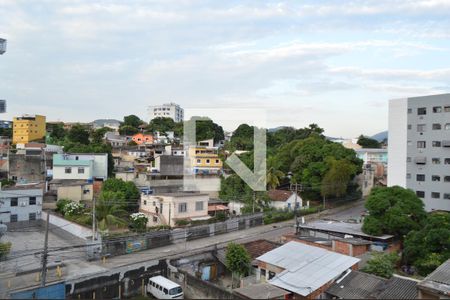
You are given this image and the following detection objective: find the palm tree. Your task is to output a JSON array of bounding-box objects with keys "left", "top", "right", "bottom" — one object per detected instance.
[
  {"left": 95, "top": 199, "right": 128, "bottom": 231},
  {"left": 266, "top": 167, "right": 285, "bottom": 190}
]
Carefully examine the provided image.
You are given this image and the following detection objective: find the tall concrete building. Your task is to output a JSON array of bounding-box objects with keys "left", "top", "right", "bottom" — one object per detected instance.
[
  {"left": 388, "top": 94, "right": 450, "bottom": 211},
  {"left": 12, "top": 114, "right": 46, "bottom": 144},
  {"left": 148, "top": 102, "right": 184, "bottom": 123}
]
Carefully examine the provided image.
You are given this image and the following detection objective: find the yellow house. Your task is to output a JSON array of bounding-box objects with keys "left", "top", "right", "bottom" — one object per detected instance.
[
  {"left": 188, "top": 146, "right": 223, "bottom": 175},
  {"left": 13, "top": 114, "right": 46, "bottom": 144}
]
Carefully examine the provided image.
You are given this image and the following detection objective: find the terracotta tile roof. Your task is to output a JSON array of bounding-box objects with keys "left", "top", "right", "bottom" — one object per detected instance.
[
  {"left": 242, "top": 239, "right": 280, "bottom": 259},
  {"left": 268, "top": 189, "right": 294, "bottom": 202}
]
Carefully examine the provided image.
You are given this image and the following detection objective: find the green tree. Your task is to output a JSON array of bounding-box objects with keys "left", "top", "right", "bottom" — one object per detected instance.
[
  {"left": 230, "top": 124, "right": 254, "bottom": 151},
  {"left": 403, "top": 212, "right": 450, "bottom": 276},
  {"left": 226, "top": 242, "right": 251, "bottom": 283},
  {"left": 67, "top": 124, "right": 90, "bottom": 144},
  {"left": 267, "top": 124, "right": 324, "bottom": 149},
  {"left": 362, "top": 252, "right": 399, "bottom": 279},
  {"left": 91, "top": 127, "right": 112, "bottom": 144},
  {"left": 123, "top": 115, "right": 143, "bottom": 128},
  {"left": 130, "top": 212, "right": 149, "bottom": 233},
  {"left": 101, "top": 178, "right": 140, "bottom": 212},
  {"left": 321, "top": 158, "right": 357, "bottom": 198},
  {"left": 95, "top": 198, "right": 128, "bottom": 231},
  {"left": 357, "top": 135, "right": 381, "bottom": 148},
  {"left": 184, "top": 117, "right": 224, "bottom": 143},
  {"left": 48, "top": 123, "right": 66, "bottom": 141},
  {"left": 63, "top": 142, "right": 115, "bottom": 177},
  {"left": 362, "top": 186, "right": 427, "bottom": 237},
  {"left": 146, "top": 117, "right": 176, "bottom": 134},
  {"left": 266, "top": 167, "right": 285, "bottom": 190},
  {"left": 119, "top": 125, "right": 139, "bottom": 136}
]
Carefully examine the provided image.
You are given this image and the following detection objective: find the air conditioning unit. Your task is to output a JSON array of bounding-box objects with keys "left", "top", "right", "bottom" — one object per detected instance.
[{"left": 20, "top": 202, "right": 26, "bottom": 207}]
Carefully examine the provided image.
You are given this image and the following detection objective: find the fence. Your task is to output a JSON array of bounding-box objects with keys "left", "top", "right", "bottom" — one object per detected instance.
[{"left": 101, "top": 213, "right": 263, "bottom": 257}]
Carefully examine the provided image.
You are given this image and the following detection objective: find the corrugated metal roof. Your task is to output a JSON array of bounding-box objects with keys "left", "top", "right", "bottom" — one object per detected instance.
[
  {"left": 326, "top": 271, "right": 385, "bottom": 299},
  {"left": 257, "top": 241, "right": 360, "bottom": 296},
  {"left": 418, "top": 259, "right": 450, "bottom": 295},
  {"left": 377, "top": 276, "right": 418, "bottom": 299}
]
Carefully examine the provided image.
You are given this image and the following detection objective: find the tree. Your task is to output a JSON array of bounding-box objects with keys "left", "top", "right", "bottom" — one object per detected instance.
[
  {"left": 321, "top": 158, "right": 357, "bottom": 198},
  {"left": 48, "top": 123, "right": 66, "bottom": 141},
  {"left": 184, "top": 117, "right": 224, "bottom": 143},
  {"left": 119, "top": 125, "right": 139, "bottom": 136},
  {"left": 267, "top": 124, "right": 324, "bottom": 149},
  {"left": 266, "top": 167, "right": 284, "bottom": 190},
  {"left": 67, "top": 124, "right": 90, "bottom": 144},
  {"left": 230, "top": 124, "right": 254, "bottom": 151},
  {"left": 130, "top": 212, "right": 148, "bottom": 232},
  {"left": 101, "top": 178, "right": 140, "bottom": 213},
  {"left": 357, "top": 135, "right": 381, "bottom": 148},
  {"left": 95, "top": 198, "right": 128, "bottom": 231},
  {"left": 403, "top": 212, "right": 450, "bottom": 276},
  {"left": 123, "top": 115, "right": 143, "bottom": 128},
  {"left": 362, "top": 252, "right": 399, "bottom": 279},
  {"left": 362, "top": 186, "right": 427, "bottom": 237},
  {"left": 226, "top": 242, "right": 251, "bottom": 286},
  {"left": 146, "top": 117, "right": 176, "bottom": 134},
  {"left": 91, "top": 127, "right": 112, "bottom": 144},
  {"left": 63, "top": 142, "right": 115, "bottom": 177}
]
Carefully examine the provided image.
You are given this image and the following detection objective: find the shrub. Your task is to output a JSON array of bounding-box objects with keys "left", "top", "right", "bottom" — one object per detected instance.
[
  {"left": 56, "top": 198, "right": 71, "bottom": 214},
  {"left": 0, "top": 242, "right": 11, "bottom": 260},
  {"left": 130, "top": 212, "right": 149, "bottom": 232},
  {"left": 63, "top": 201, "right": 84, "bottom": 216},
  {"left": 362, "top": 252, "right": 399, "bottom": 279},
  {"left": 175, "top": 219, "right": 190, "bottom": 227},
  {"left": 216, "top": 212, "right": 227, "bottom": 222}
]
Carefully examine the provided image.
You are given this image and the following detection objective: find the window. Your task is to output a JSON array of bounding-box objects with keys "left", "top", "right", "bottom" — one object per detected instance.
[
  {"left": 432, "top": 141, "right": 441, "bottom": 147},
  {"left": 406, "top": 173, "right": 411, "bottom": 179},
  {"left": 445, "top": 106, "right": 450, "bottom": 112},
  {"left": 432, "top": 175, "right": 441, "bottom": 182},
  {"left": 153, "top": 216, "right": 157, "bottom": 223},
  {"left": 10, "top": 197, "right": 18, "bottom": 206},
  {"left": 65, "top": 167, "right": 72, "bottom": 174},
  {"left": 417, "top": 124, "right": 426, "bottom": 132},
  {"left": 196, "top": 159, "right": 201, "bottom": 164},
  {"left": 144, "top": 200, "right": 147, "bottom": 205},
  {"left": 433, "top": 106, "right": 442, "bottom": 113},
  {"left": 445, "top": 176, "right": 450, "bottom": 182},
  {"left": 29, "top": 197, "right": 36, "bottom": 205},
  {"left": 407, "top": 141, "right": 412, "bottom": 147},
  {"left": 407, "top": 157, "right": 412, "bottom": 162},
  {"left": 431, "top": 192, "right": 440, "bottom": 199},
  {"left": 195, "top": 201, "right": 204, "bottom": 211},
  {"left": 216, "top": 159, "right": 219, "bottom": 164},
  {"left": 268, "top": 271, "right": 276, "bottom": 280},
  {"left": 407, "top": 124, "right": 412, "bottom": 130},
  {"left": 206, "top": 159, "right": 210, "bottom": 164},
  {"left": 432, "top": 158, "right": 441, "bottom": 164},
  {"left": 29, "top": 213, "right": 36, "bottom": 221},
  {"left": 78, "top": 167, "right": 84, "bottom": 174},
  {"left": 418, "top": 107, "right": 427, "bottom": 115},
  {"left": 417, "top": 141, "right": 426, "bottom": 149},
  {"left": 10, "top": 214, "right": 18, "bottom": 222},
  {"left": 444, "top": 194, "right": 450, "bottom": 200},
  {"left": 445, "top": 158, "right": 450, "bottom": 165},
  {"left": 416, "top": 174, "right": 425, "bottom": 182},
  {"left": 432, "top": 123, "right": 442, "bottom": 130},
  {"left": 416, "top": 191, "right": 425, "bottom": 198},
  {"left": 163, "top": 288, "right": 168, "bottom": 295},
  {"left": 446, "top": 124, "right": 450, "bottom": 130},
  {"left": 178, "top": 202, "right": 187, "bottom": 213},
  {"left": 408, "top": 108, "right": 412, "bottom": 114}
]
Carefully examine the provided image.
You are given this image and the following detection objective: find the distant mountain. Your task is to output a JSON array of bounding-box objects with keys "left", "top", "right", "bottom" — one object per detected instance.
[
  {"left": 267, "top": 126, "right": 289, "bottom": 133},
  {"left": 371, "top": 131, "right": 388, "bottom": 142},
  {"left": 92, "top": 119, "right": 121, "bottom": 125}
]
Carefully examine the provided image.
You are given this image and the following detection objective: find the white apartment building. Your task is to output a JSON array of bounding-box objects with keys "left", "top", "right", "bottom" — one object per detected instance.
[
  {"left": 388, "top": 94, "right": 450, "bottom": 211},
  {"left": 0, "top": 186, "right": 43, "bottom": 225},
  {"left": 148, "top": 103, "right": 184, "bottom": 123},
  {"left": 53, "top": 153, "right": 108, "bottom": 181}
]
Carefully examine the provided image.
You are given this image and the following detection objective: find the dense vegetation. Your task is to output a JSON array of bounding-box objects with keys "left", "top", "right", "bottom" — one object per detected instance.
[{"left": 357, "top": 134, "right": 381, "bottom": 148}]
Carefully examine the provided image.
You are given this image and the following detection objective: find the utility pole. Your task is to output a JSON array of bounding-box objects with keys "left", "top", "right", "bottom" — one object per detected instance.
[
  {"left": 290, "top": 183, "right": 303, "bottom": 234},
  {"left": 252, "top": 191, "right": 256, "bottom": 214},
  {"left": 92, "top": 197, "right": 96, "bottom": 241},
  {"left": 41, "top": 211, "right": 50, "bottom": 287}
]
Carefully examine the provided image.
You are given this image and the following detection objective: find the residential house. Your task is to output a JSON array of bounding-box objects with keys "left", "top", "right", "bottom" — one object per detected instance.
[
  {"left": 417, "top": 258, "right": 450, "bottom": 299},
  {"left": 207, "top": 199, "right": 229, "bottom": 217},
  {"left": 12, "top": 114, "right": 46, "bottom": 144},
  {"left": 188, "top": 146, "right": 223, "bottom": 175},
  {"left": 256, "top": 241, "right": 360, "bottom": 299},
  {"left": 56, "top": 181, "right": 94, "bottom": 204},
  {"left": 132, "top": 133, "right": 154, "bottom": 145},
  {"left": 154, "top": 131, "right": 175, "bottom": 144},
  {"left": 267, "top": 189, "right": 303, "bottom": 210},
  {"left": 0, "top": 185, "right": 43, "bottom": 228},
  {"left": 104, "top": 132, "right": 131, "bottom": 148},
  {"left": 52, "top": 153, "right": 108, "bottom": 181},
  {"left": 92, "top": 119, "right": 121, "bottom": 131},
  {"left": 140, "top": 192, "right": 210, "bottom": 227},
  {"left": 326, "top": 271, "right": 418, "bottom": 299}
]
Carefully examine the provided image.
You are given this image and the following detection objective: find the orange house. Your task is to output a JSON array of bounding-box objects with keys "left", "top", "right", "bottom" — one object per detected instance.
[{"left": 132, "top": 133, "right": 154, "bottom": 145}]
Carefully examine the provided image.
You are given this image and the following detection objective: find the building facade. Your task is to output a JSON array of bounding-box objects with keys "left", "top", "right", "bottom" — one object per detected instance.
[
  {"left": 0, "top": 186, "right": 43, "bottom": 226},
  {"left": 148, "top": 103, "right": 184, "bottom": 123},
  {"left": 187, "top": 146, "right": 223, "bottom": 175},
  {"left": 388, "top": 94, "right": 450, "bottom": 211},
  {"left": 131, "top": 133, "right": 154, "bottom": 145},
  {"left": 140, "top": 192, "right": 209, "bottom": 227},
  {"left": 53, "top": 153, "right": 108, "bottom": 181},
  {"left": 12, "top": 114, "right": 46, "bottom": 144}
]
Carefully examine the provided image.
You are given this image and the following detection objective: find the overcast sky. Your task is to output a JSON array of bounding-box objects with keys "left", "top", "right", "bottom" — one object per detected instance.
[{"left": 1, "top": 0, "right": 450, "bottom": 137}]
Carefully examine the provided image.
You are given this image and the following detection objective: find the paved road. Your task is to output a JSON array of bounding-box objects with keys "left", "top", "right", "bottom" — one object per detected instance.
[{"left": 1, "top": 199, "right": 364, "bottom": 296}]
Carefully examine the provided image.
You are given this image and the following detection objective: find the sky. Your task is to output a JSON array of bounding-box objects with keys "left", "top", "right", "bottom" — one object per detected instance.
[{"left": 1, "top": 0, "right": 450, "bottom": 137}]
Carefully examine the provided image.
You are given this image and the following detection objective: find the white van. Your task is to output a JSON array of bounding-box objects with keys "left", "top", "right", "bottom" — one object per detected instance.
[{"left": 147, "top": 275, "right": 184, "bottom": 299}]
